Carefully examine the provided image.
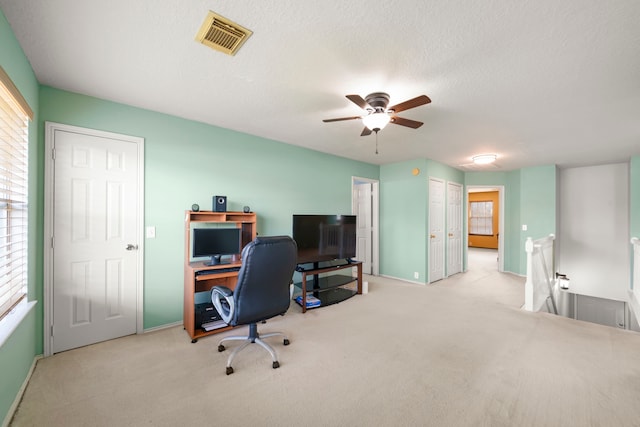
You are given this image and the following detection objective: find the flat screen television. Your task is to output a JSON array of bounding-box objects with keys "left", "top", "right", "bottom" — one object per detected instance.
[
  {"left": 292, "top": 214, "right": 357, "bottom": 264},
  {"left": 192, "top": 227, "right": 242, "bottom": 266}
]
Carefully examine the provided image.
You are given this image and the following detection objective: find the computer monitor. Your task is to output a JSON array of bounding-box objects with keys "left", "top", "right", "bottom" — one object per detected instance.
[{"left": 192, "top": 227, "right": 242, "bottom": 266}]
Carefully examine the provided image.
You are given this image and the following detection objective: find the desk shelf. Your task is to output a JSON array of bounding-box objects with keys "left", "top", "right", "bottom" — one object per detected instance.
[{"left": 183, "top": 210, "right": 256, "bottom": 343}]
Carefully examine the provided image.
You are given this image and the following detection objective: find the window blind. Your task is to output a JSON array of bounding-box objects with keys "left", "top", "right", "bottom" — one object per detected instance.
[
  {"left": 0, "top": 68, "right": 29, "bottom": 320},
  {"left": 469, "top": 201, "right": 493, "bottom": 236}
]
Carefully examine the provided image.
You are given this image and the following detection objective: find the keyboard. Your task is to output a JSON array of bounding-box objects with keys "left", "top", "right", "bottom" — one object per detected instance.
[{"left": 196, "top": 266, "right": 240, "bottom": 276}]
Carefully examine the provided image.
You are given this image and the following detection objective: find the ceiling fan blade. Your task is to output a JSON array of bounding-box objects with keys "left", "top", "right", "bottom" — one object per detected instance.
[
  {"left": 390, "top": 116, "right": 424, "bottom": 129},
  {"left": 323, "top": 116, "right": 362, "bottom": 123},
  {"left": 360, "top": 127, "right": 372, "bottom": 136},
  {"left": 346, "top": 94, "right": 369, "bottom": 110},
  {"left": 388, "top": 95, "right": 431, "bottom": 113}
]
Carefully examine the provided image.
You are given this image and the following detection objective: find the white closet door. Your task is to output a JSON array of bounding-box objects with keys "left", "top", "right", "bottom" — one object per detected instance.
[
  {"left": 447, "top": 181, "right": 463, "bottom": 276},
  {"left": 429, "top": 178, "right": 445, "bottom": 282}
]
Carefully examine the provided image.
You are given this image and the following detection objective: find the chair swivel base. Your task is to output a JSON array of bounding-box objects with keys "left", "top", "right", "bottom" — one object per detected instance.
[{"left": 218, "top": 323, "right": 290, "bottom": 375}]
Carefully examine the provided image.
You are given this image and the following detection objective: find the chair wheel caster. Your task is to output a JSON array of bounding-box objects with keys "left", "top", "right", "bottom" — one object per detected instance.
[
  {"left": 272, "top": 361, "right": 280, "bottom": 369},
  {"left": 218, "top": 345, "right": 225, "bottom": 352},
  {"left": 226, "top": 367, "right": 234, "bottom": 375},
  {"left": 283, "top": 339, "right": 290, "bottom": 346},
  {"left": 191, "top": 339, "right": 197, "bottom": 343}
]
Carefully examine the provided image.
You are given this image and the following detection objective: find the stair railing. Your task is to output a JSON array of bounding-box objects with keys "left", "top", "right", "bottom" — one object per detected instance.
[{"left": 524, "top": 234, "right": 557, "bottom": 313}]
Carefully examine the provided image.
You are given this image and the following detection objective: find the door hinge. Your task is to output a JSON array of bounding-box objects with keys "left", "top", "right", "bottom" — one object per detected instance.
[
  {"left": 51, "top": 325, "right": 54, "bottom": 337},
  {"left": 51, "top": 148, "right": 55, "bottom": 160},
  {"left": 51, "top": 236, "right": 54, "bottom": 249}
]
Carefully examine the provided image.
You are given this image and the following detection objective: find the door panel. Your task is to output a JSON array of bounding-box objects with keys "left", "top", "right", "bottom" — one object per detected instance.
[
  {"left": 52, "top": 129, "right": 140, "bottom": 353},
  {"left": 429, "top": 178, "right": 445, "bottom": 282},
  {"left": 447, "top": 182, "right": 463, "bottom": 276},
  {"left": 354, "top": 183, "right": 373, "bottom": 274}
]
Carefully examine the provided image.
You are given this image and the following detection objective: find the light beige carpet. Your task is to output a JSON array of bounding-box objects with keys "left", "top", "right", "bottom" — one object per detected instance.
[{"left": 10, "top": 252, "right": 640, "bottom": 426}]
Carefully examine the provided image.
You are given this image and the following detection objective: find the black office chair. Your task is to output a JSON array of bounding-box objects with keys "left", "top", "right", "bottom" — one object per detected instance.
[{"left": 211, "top": 236, "right": 297, "bottom": 375}]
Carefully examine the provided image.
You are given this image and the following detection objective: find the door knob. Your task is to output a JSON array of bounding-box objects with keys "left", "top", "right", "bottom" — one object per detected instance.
[
  {"left": 430, "top": 234, "right": 436, "bottom": 239},
  {"left": 126, "top": 244, "right": 139, "bottom": 251}
]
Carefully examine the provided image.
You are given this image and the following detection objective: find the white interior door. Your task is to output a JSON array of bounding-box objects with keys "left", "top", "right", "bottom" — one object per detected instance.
[
  {"left": 447, "top": 181, "right": 463, "bottom": 276},
  {"left": 429, "top": 178, "right": 445, "bottom": 282},
  {"left": 354, "top": 182, "right": 373, "bottom": 274},
  {"left": 46, "top": 123, "right": 143, "bottom": 354}
]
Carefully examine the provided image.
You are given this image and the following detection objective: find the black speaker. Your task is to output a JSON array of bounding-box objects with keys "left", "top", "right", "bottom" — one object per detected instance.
[{"left": 213, "top": 195, "right": 227, "bottom": 212}]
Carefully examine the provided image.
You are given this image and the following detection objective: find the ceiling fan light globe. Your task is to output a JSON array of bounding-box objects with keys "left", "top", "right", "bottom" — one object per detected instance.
[{"left": 363, "top": 112, "right": 390, "bottom": 131}]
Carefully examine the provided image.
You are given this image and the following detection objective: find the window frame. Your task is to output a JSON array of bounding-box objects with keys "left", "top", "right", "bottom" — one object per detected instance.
[
  {"left": 469, "top": 200, "right": 494, "bottom": 236},
  {"left": 0, "top": 66, "right": 34, "bottom": 347}
]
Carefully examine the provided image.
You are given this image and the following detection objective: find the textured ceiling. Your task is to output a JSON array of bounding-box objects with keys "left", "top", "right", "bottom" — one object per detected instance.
[{"left": 2, "top": 0, "right": 639, "bottom": 171}]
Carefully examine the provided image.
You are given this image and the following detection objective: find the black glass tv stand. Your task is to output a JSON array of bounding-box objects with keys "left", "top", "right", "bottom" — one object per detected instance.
[{"left": 293, "top": 260, "right": 362, "bottom": 313}]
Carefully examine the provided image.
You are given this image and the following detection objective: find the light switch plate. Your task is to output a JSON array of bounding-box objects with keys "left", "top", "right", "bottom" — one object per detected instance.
[{"left": 146, "top": 226, "right": 156, "bottom": 238}]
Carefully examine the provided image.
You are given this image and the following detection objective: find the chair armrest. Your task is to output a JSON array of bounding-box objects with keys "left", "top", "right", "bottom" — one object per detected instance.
[
  {"left": 213, "top": 286, "right": 233, "bottom": 298},
  {"left": 211, "top": 286, "right": 234, "bottom": 324}
]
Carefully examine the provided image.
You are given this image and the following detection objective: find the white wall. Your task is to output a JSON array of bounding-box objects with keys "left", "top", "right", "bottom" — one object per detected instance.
[{"left": 558, "top": 163, "right": 629, "bottom": 301}]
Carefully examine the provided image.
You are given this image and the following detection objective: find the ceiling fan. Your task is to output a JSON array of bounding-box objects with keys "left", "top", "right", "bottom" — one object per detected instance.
[{"left": 323, "top": 92, "right": 431, "bottom": 136}]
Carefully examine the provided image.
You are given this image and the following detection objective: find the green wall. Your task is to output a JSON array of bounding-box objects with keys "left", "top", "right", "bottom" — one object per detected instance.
[
  {"left": 465, "top": 167, "right": 557, "bottom": 275},
  {"left": 379, "top": 159, "right": 556, "bottom": 282},
  {"left": 0, "top": 8, "right": 41, "bottom": 424},
  {"left": 379, "top": 159, "right": 463, "bottom": 283},
  {"left": 39, "top": 86, "right": 380, "bottom": 328},
  {"left": 380, "top": 159, "right": 428, "bottom": 281},
  {"left": 518, "top": 165, "right": 558, "bottom": 273}
]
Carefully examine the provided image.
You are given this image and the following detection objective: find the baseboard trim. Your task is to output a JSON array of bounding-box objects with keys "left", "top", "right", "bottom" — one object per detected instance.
[
  {"left": 379, "top": 274, "right": 425, "bottom": 286},
  {"left": 2, "top": 354, "right": 42, "bottom": 427},
  {"left": 143, "top": 320, "right": 183, "bottom": 334}
]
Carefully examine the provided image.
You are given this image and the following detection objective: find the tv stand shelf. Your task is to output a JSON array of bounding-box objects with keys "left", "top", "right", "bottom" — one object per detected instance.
[{"left": 293, "top": 261, "right": 362, "bottom": 312}]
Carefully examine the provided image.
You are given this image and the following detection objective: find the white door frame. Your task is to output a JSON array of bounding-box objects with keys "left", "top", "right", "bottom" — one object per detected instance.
[
  {"left": 466, "top": 185, "right": 505, "bottom": 272},
  {"left": 428, "top": 177, "right": 446, "bottom": 283},
  {"left": 351, "top": 176, "right": 379, "bottom": 276},
  {"left": 446, "top": 181, "right": 463, "bottom": 276},
  {"left": 43, "top": 122, "right": 145, "bottom": 357}
]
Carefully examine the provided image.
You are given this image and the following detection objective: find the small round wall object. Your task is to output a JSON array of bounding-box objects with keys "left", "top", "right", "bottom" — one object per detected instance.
[
  {"left": 412, "top": 168, "right": 420, "bottom": 176},
  {"left": 192, "top": 203, "right": 200, "bottom": 212},
  {"left": 243, "top": 206, "right": 250, "bottom": 213}
]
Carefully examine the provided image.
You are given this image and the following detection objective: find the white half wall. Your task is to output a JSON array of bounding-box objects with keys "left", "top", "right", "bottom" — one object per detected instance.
[{"left": 558, "top": 163, "right": 629, "bottom": 301}]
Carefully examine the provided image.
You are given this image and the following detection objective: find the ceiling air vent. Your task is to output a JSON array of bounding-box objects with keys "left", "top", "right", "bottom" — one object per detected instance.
[{"left": 195, "top": 11, "right": 252, "bottom": 56}]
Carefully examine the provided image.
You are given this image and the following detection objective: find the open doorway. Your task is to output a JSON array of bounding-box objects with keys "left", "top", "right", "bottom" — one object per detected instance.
[
  {"left": 352, "top": 177, "right": 379, "bottom": 275},
  {"left": 466, "top": 186, "right": 504, "bottom": 273}
]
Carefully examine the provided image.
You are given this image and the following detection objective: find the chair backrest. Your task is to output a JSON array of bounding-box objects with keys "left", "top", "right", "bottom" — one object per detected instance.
[{"left": 230, "top": 236, "right": 297, "bottom": 326}]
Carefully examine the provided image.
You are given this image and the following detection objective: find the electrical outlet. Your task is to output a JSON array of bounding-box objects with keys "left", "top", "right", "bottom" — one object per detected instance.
[
  {"left": 414, "top": 272, "right": 419, "bottom": 279},
  {"left": 146, "top": 226, "right": 156, "bottom": 238},
  {"left": 522, "top": 224, "right": 528, "bottom": 231}
]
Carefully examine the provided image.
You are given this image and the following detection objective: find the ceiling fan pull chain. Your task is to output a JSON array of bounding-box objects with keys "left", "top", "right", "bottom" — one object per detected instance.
[{"left": 375, "top": 130, "right": 379, "bottom": 154}]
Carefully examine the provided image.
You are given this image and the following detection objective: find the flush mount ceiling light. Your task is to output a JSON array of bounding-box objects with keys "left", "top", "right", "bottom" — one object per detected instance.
[{"left": 472, "top": 154, "right": 497, "bottom": 165}]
